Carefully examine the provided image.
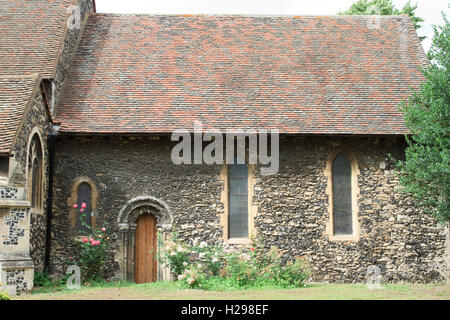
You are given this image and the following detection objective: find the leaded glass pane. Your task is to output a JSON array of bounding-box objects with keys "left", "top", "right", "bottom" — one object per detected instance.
[
  {"left": 31, "top": 158, "right": 39, "bottom": 208},
  {"left": 228, "top": 163, "right": 248, "bottom": 238},
  {"left": 77, "top": 183, "right": 92, "bottom": 234},
  {"left": 332, "top": 154, "right": 352, "bottom": 235}
]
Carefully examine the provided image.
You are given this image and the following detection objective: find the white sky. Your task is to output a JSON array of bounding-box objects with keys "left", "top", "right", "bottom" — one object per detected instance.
[{"left": 95, "top": 0, "right": 449, "bottom": 52}]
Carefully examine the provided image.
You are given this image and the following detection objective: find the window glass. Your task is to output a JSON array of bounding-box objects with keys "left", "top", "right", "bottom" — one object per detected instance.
[
  {"left": 332, "top": 154, "right": 352, "bottom": 235},
  {"left": 77, "top": 183, "right": 92, "bottom": 233},
  {"left": 228, "top": 162, "right": 248, "bottom": 238},
  {"left": 0, "top": 157, "right": 8, "bottom": 181},
  {"left": 31, "top": 158, "right": 40, "bottom": 207},
  {"left": 28, "top": 135, "right": 43, "bottom": 211}
]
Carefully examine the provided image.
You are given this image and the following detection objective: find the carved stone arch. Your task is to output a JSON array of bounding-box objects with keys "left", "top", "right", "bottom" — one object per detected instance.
[
  {"left": 117, "top": 196, "right": 173, "bottom": 230},
  {"left": 26, "top": 129, "right": 45, "bottom": 214},
  {"left": 25, "top": 128, "right": 45, "bottom": 181},
  {"left": 115, "top": 196, "right": 173, "bottom": 282}
]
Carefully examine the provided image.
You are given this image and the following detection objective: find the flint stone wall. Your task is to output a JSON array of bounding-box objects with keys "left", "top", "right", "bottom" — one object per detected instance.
[
  {"left": 50, "top": 135, "right": 448, "bottom": 283},
  {"left": 11, "top": 88, "right": 51, "bottom": 273}
]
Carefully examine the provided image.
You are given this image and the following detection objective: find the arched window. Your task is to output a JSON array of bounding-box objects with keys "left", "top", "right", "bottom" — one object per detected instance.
[
  {"left": 69, "top": 177, "right": 99, "bottom": 236},
  {"left": 77, "top": 183, "right": 92, "bottom": 233},
  {"left": 325, "top": 148, "right": 360, "bottom": 241},
  {"left": 28, "top": 134, "right": 43, "bottom": 212},
  {"left": 332, "top": 154, "right": 352, "bottom": 235},
  {"left": 228, "top": 160, "right": 249, "bottom": 239}
]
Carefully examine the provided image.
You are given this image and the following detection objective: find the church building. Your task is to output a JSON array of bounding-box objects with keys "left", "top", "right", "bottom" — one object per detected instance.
[{"left": 0, "top": 0, "right": 448, "bottom": 295}]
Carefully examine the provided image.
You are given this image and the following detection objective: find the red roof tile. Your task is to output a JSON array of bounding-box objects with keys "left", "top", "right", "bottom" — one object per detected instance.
[
  {"left": 0, "top": 0, "right": 74, "bottom": 78},
  {"left": 56, "top": 14, "right": 428, "bottom": 135},
  {"left": 0, "top": 75, "right": 40, "bottom": 153}
]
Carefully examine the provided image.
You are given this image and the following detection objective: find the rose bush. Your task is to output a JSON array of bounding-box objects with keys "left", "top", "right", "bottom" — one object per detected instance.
[
  {"left": 158, "top": 233, "right": 311, "bottom": 290},
  {"left": 67, "top": 203, "right": 112, "bottom": 283}
]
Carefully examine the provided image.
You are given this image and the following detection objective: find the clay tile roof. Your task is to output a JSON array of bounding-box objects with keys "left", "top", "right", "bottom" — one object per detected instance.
[
  {"left": 0, "top": 0, "right": 74, "bottom": 78},
  {"left": 56, "top": 14, "right": 428, "bottom": 135},
  {"left": 0, "top": 74, "right": 40, "bottom": 153}
]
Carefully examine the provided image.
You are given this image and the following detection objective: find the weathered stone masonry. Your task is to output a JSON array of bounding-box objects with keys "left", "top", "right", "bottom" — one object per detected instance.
[
  {"left": 13, "top": 90, "right": 51, "bottom": 273},
  {"left": 8, "top": 0, "right": 97, "bottom": 278},
  {"left": 25, "top": 0, "right": 95, "bottom": 273},
  {"left": 50, "top": 135, "right": 448, "bottom": 283},
  {"left": 0, "top": 87, "right": 51, "bottom": 295},
  {"left": 3, "top": 208, "right": 26, "bottom": 246}
]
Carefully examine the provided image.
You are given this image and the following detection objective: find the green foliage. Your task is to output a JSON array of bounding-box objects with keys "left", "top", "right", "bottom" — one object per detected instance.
[
  {"left": 395, "top": 15, "right": 450, "bottom": 223},
  {"left": 32, "top": 271, "right": 71, "bottom": 292},
  {"left": 33, "top": 271, "right": 53, "bottom": 288},
  {"left": 338, "top": 0, "right": 425, "bottom": 39},
  {"left": 157, "top": 231, "right": 191, "bottom": 277},
  {"left": 400, "top": 1, "right": 426, "bottom": 33},
  {"left": 71, "top": 228, "right": 110, "bottom": 282},
  {"left": 0, "top": 292, "right": 10, "bottom": 300},
  {"left": 273, "top": 259, "right": 311, "bottom": 288},
  {"left": 221, "top": 241, "right": 310, "bottom": 289},
  {"left": 0, "top": 284, "right": 10, "bottom": 300},
  {"left": 158, "top": 233, "right": 311, "bottom": 290},
  {"left": 157, "top": 232, "right": 224, "bottom": 279},
  {"left": 67, "top": 208, "right": 112, "bottom": 283},
  {"left": 339, "top": 0, "right": 396, "bottom": 15}
]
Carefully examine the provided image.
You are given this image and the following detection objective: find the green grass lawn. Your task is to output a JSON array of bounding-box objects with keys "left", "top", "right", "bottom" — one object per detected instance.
[{"left": 14, "top": 281, "right": 450, "bottom": 300}]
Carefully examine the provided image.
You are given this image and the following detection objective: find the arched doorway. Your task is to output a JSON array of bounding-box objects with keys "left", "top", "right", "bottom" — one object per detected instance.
[
  {"left": 135, "top": 213, "right": 157, "bottom": 283},
  {"left": 116, "top": 196, "right": 173, "bottom": 282}
]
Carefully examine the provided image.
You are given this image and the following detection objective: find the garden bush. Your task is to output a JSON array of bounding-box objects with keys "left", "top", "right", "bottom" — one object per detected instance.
[
  {"left": 33, "top": 271, "right": 53, "bottom": 288},
  {"left": 0, "top": 283, "right": 10, "bottom": 300},
  {"left": 68, "top": 202, "right": 112, "bottom": 283},
  {"left": 158, "top": 233, "right": 311, "bottom": 290}
]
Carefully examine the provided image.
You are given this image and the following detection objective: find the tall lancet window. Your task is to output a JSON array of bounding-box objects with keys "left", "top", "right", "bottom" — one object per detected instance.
[
  {"left": 332, "top": 154, "right": 353, "bottom": 235},
  {"left": 28, "top": 134, "right": 43, "bottom": 212},
  {"left": 77, "top": 183, "right": 92, "bottom": 233},
  {"left": 228, "top": 161, "right": 249, "bottom": 239}
]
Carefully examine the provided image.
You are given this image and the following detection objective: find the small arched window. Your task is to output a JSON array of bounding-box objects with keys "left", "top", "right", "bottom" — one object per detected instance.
[
  {"left": 69, "top": 177, "right": 99, "bottom": 236},
  {"left": 77, "top": 183, "right": 92, "bottom": 233},
  {"left": 28, "top": 134, "right": 43, "bottom": 212},
  {"left": 332, "top": 154, "right": 352, "bottom": 235}
]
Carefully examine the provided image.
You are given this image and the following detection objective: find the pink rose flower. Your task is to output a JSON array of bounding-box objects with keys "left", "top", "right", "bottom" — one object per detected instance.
[
  {"left": 101, "top": 227, "right": 106, "bottom": 232},
  {"left": 73, "top": 204, "right": 78, "bottom": 209},
  {"left": 80, "top": 208, "right": 84, "bottom": 213},
  {"left": 81, "top": 202, "right": 87, "bottom": 208},
  {"left": 83, "top": 237, "right": 88, "bottom": 243}
]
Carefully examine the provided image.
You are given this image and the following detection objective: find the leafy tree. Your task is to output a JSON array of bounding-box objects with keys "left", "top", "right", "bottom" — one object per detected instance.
[
  {"left": 395, "top": 15, "right": 449, "bottom": 224},
  {"left": 339, "top": 0, "right": 425, "bottom": 39}
]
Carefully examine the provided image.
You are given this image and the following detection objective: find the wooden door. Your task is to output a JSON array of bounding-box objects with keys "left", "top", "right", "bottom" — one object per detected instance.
[{"left": 135, "top": 214, "right": 157, "bottom": 283}]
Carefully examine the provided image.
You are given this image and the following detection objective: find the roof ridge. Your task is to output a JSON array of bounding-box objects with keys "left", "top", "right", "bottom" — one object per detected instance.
[{"left": 89, "top": 13, "right": 409, "bottom": 18}]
